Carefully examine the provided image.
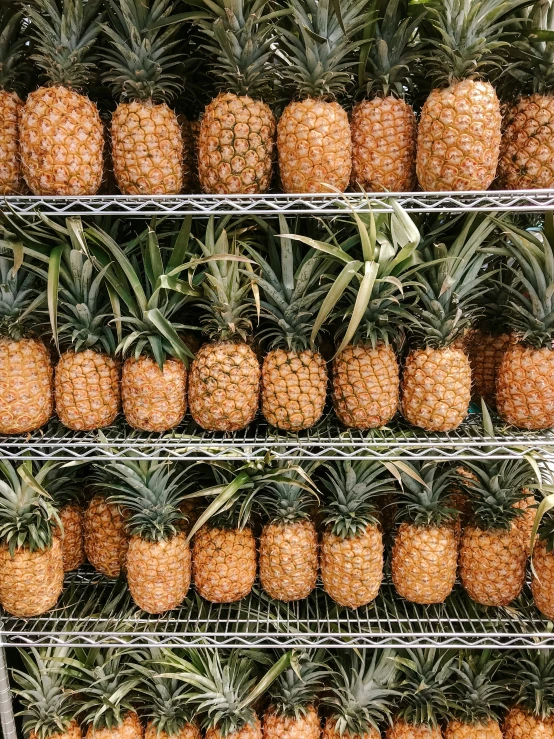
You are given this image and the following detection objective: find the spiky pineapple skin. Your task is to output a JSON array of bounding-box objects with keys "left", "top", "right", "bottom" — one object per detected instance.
[
  {"left": 126, "top": 533, "right": 191, "bottom": 614},
  {"left": 466, "top": 329, "right": 514, "bottom": 409},
  {"left": 188, "top": 341, "right": 260, "bottom": 432},
  {"left": 496, "top": 344, "right": 554, "bottom": 430},
  {"left": 387, "top": 720, "right": 443, "bottom": 739},
  {"left": 392, "top": 523, "right": 458, "bottom": 604},
  {"left": 512, "top": 490, "right": 536, "bottom": 556},
  {"left": 350, "top": 96, "right": 417, "bottom": 192},
  {"left": 0, "top": 90, "right": 24, "bottom": 194},
  {"left": 83, "top": 497, "right": 128, "bottom": 578},
  {"left": 208, "top": 715, "right": 261, "bottom": 739},
  {"left": 198, "top": 93, "right": 275, "bottom": 194},
  {"left": 264, "top": 706, "right": 321, "bottom": 739},
  {"left": 85, "top": 712, "right": 143, "bottom": 739},
  {"left": 531, "top": 540, "right": 554, "bottom": 620},
  {"left": 122, "top": 356, "right": 187, "bottom": 433},
  {"left": 416, "top": 80, "right": 501, "bottom": 191},
  {"left": 504, "top": 707, "right": 554, "bottom": 739},
  {"left": 146, "top": 721, "right": 200, "bottom": 739},
  {"left": 55, "top": 349, "right": 120, "bottom": 431},
  {"left": 460, "top": 527, "right": 526, "bottom": 606},
  {"left": 277, "top": 99, "right": 352, "bottom": 193},
  {"left": 0, "top": 537, "right": 63, "bottom": 617},
  {"left": 0, "top": 337, "right": 53, "bottom": 434},
  {"left": 58, "top": 503, "right": 86, "bottom": 571},
  {"left": 262, "top": 349, "right": 327, "bottom": 431},
  {"left": 111, "top": 101, "right": 183, "bottom": 195},
  {"left": 445, "top": 719, "right": 502, "bottom": 739},
  {"left": 400, "top": 347, "right": 471, "bottom": 431},
  {"left": 497, "top": 94, "right": 554, "bottom": 190},
  {"left": 321, "top": 523, "right": 383, "bottom": 608},
  {"left": 20, "top": 86, "right": 104, "bottom": 195},
  {"left": 332, "top": 343, "right": 399, "bottom": 429},
  {"left": 324, "top": 717, "right": 378, "bottom": 739},
  {"left": 192, "top": 525, "right": 257, "bottom": 603},
  {"left": 259, "top": 519, "right": 318, "bottom": 602},
  {"left": 31, "top": 720, "right": 83, "bottom": 739}
]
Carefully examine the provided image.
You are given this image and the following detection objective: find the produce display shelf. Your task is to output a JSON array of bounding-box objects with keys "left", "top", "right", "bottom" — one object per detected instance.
[
  {"left": 1, "top": 568, "right": 552, "bottom": 649},
  {"left": 2, "top": 413, "right": 553, "bottom": 462},
  {"left": 2, "top": 188, "right": 554, "bottom": 217}
]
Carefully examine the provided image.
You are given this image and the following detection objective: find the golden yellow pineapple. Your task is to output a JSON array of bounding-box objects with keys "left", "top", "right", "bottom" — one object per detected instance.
[
  {"left": 192, "top": 525, "right": 256, "bottom": 603},
  {"left": 102, "top": 0, "right": 184, "bottom": 195},
  {"left": 0, "top": 7, "right": 27, "bottom": 193},
  {"left": 532, "top": 539, "right": 554, "bottom": 620},
  {"left": 58, "top": 503, "right": 86, "bottom": 572},
  {"left": 504, "top": 709, "right": 554, "bottom": 739},
  {"left": 512, "top": 490, "right": 537, "bottom": 555},
  {"left": 84, "top": 496, "right": 128, "bottom": 578},
  {"left": 503, "top": 651, "right": 554, "bottom": 739},
  {"left": 497, "top": 345, "right": 554, "bottom": 429},
  {"left": 85, "top": 712, "right": 143, "bottom": 739},
  {"left": 20, "top": 1, "right": 104, "bottom": 196},
  {"left": 445, "top": 720, "right": 502, "bottom": 739},
  {"left": 146, "top": 719, "right": 199, "bottom": 739},
  {"left": 122, "top": 357, "right": 187, "bottom": 432},
  {"left": 388, "top": 722, "right": 442, "bottom": 739},
  {"left": 392, "top": 462, "right": 459, "bottom": 604},
  {"left": 264, "top": 708, "right": 321, "bottom": 739},
  {"left": 466, "top": 330, "right": 513, "bottom": 408}
]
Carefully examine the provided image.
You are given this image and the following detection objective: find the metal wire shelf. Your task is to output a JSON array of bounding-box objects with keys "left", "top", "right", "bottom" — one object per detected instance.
[
  {"left": 2, "top": 568, "right": 552, "bottom": 649},
  {"left": 1, "top": 412, "right": 553, "bottom": 462},
  {"left": 2, "top": 189, "right": 554, "bottom": 217}
]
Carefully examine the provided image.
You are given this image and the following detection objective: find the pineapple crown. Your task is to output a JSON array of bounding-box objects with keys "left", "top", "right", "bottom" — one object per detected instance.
[
  {"left": 506, "top": 650, "right": 554, "bottom": 719},
  {"left": 358, "top": 0, "right": 422, "bottom": 98},
  {"left": 323, "top": 649, "right": 398, "bottom": 737},
  {"left": 188, "top": 0, "right": 278, "bottom": 99},
  {"left": 0, "top": 460, "right": 61, "bottom": 555},
  {"left": 12, "top": 647, "right": 78, "bottom": 739},
  {"left": 0, "top": 254, "right": 46, "bottom": 341},
  {"left": 43, "top": 464, "right": 86, "bottom": 508},
  {"left": 536, "top": 504, "right": 554, "bottom": 552},
  {"left": 0, "top": 7, "right": 27, "bottom": 92},
  {"left": 489, "top": 214, "right": 554, "bottom": 350},
  {"left": 392, "top": 649, "right": 454, "bottom": 727},
  {"left": 277, "top": 0, "right": 371, "bottom": 100},
  {"left": 101, "top": 0, "right": 185, "bottom": 103},
  {"left": 157, "top": 649, "right": 292, "bottom": 736},
  {"left": 320, "top": 460, "right": 397, "bottom": 537},
  {"left": 25, "top": 0, "right": 103, "bottom": 90},
  {"left": 87, "top": 218, "right": 199, "bottom": 368},
  {"left": 257, "top": 464, "right": 317, "bottom": 525},
  {"left": 94, "top": 458, "right": 190, "bottom": 542},
  {"left": 446, "top": 651, "right": 508, "bottom": 724},
  {"left": 506, "top": 0, "right": 554, "bottom": 95},
  {"left": 475, "top": 258, "right": 513, "bottom": 336},
  {"left": 418, "top": 0, "right": 529, "bottom": 85},
  {"left": 268, "top": 649, "right": 329, "bottom": 719},
  {"left": 394, "top": 461, "right": 459, "bottom": 528},
  {"left": 406, "top": 213, "right": 496, "bottom": 349},
  {"left": 455, "top": 459, "right": 535, "bottom": 531},
  {"left": 244, "top": 216, "right": 331, "bottom": 352}
]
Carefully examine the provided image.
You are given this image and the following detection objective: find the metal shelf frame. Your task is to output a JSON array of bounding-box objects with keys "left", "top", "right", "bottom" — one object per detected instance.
[{"left": 2, "top": 189, "right": 554, "bottom": 217}]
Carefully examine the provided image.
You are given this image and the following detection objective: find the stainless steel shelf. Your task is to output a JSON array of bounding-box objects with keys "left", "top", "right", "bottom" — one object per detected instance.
[
  {"left": 1, "top": 413, "right": 553, "bottom": 462},
  {"left": 2, "top": 189, "right": 554, "bottom": 216},
  {"left": 2, "top": 568, "right": 551, "bottom": 649}
]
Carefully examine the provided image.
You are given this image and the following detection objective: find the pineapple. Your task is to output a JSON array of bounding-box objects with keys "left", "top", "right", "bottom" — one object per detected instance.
[
  {"left": 11, "top": 647, "right": 82, "bottom": 739},
  {"left": 319, "top": 460, "right": 396, "bottom": 608},
  {"left": 497, "top": 1, "right": 554, "bottom": 190},
  {"left": 46, "top": 465, "right": 87, "bottom": 571},
  {"left": 264, "top": 650, "right": 328, "bottom": 739},
  {"left": 101, "top": 0, "right": 184, "bottom": 195},
  {"left": 89, "top": 219, "right": 196, "bottom": 433},
  {"left": 191, "top": 0, "right": 276, "bottom": 194},
  {"left": 20, "top": 0, "right": 104, "bottom": 196},
  {"left": 388, "top": 650, "right": 453, "bottom": 739},
  {"left": 400, "top": 214, "right": 496, "bottom": 431},
  {"left": 83, "top": 493, "right": 128, "bottom": 578},
  {"left": 245, "top": 216, "right": 329, "bottom": 431},
  {"left": 530, "top": 493, "right": 554, "bottom": 620},
  {"left": 276, "top": 0, "right": 368, "bottom": 193},
  {"left": 444, "top": 652, "right": 507, "bottom": 739},
  {"left": 503, "top": 650, "right": 554, "bottom": 739},
  {"left": 322, "top": 649, "right": 397, "bottom": 739},
  {"left": 512, "top": 491, "right": 537, "bottom": 556},
  {"left": 188, "top": 218, "right": 260, "bottom": 432},
  {"left": 456, "top": 459, "right": 535, "bottom": 606},
  {"left": 0, "top": 460, "right": 64, "bottom": 617},
  {"left": 0, "top": 7, "right": 27, "bottom": 194},
  {"left": 350, "top": 0, "right": 418, "bottom": 192},
  {"left": 258, "top": 466, "right": 319, "bottom": 602},
  {"left": 95, "top": 457, "right": 191, "bottom": 614},
  {"left": 493, "top": 215, "right": 554, "bottom": 429},
  {"left": 0, "top": 253, "right": 53, "bottom": 434},
  {"left": 416, "top": 0, "right": 524, "bottom": 191},
  {"left": 391, "top": 462, "right": 459, "bottom": 604}
]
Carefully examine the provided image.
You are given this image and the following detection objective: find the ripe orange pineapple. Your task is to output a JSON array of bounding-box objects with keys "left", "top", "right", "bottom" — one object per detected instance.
[
  {"left": 102, "top": 0, "right": 184, "bottom": 195},
  {"left": 416, "top": 0, "right": 521, "bottom": 191},
  {"left": 84, "top": 495, "right": 128, "bottom": 578},
  {"left": 392, "top": 462, "right": 459, "bottom": 604},
  {"left": 20, "top": 0, "right": 104, "bottom": 196},
  {"left": 47, "top": 465, "right": 87, "bottom": 571},
  {"left": 503, "top": 650, "right": 554, "bottom": 739},
  {"left": 0, "top": 8, "right": 27, "bottom": 194},
  {"left": 276, "top": 0, "right": 368, "bottom": 193}
]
